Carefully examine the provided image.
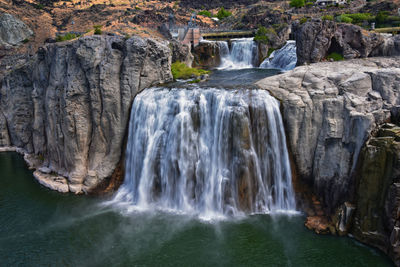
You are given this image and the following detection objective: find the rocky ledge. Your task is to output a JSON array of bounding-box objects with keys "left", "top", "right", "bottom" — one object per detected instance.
[
  {"left": 0, "top": 35, "right": 173, "bottom": 194},
  {"left": 257, "top": 57, "right": 400, "bottom": 265}
]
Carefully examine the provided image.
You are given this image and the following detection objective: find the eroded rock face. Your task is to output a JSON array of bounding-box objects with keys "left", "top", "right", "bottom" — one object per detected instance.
[
  {"left": 371, "top": 34, "right": 400, "bottom": 58},
  {"left": 353, "top": 124, "right": 400, "bottom": 266},
  {"left": 192, "top": 41, "right": 222, "bottom": 69},
  {"left": 256, "top": 57, "right": 400, "bottom": 211},
  {"left": 0, "top": 13, "right": 33, "bottom": 47},
  {"left": 170, "top": 41, "right": 193, "bottom": 67},
  {"left": 257, "top": 57, "right": 400, "bottom": 264},
  {"left": 294, "top": 19, "right": 385, "bottom": 65},
  {"left": 0, "top": 35, "right": 173, "bottom": 193}
]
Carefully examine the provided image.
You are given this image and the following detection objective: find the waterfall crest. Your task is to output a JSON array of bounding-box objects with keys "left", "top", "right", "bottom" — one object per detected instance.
[
  {"left": 114, "top": 87, "right": 296, "bottom": 218},
  {"left": 218, "top": 38, "right": 258, "bottom": 69},
  {"left": 260, "top": 41, "right": 297, "bottom": 71}
]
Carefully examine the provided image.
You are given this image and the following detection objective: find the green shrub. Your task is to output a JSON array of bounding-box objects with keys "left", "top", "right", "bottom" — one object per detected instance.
[
  {"left": 322, "top": 15, "right": 334, "bottom": 21},
  {"left": 300, "top": 17, "right": 308, "bottom": 24},
  {"left": 290, "top": 0, "right": 305, "bottom": 8},
  {"left": 171, "top": 62, "right": 209, "bottom": 80},
  {"left": 327, "top": 52, "right": 344, "bottom": 61},
  {"left": 254, "top": 26, "right": 269, "bottom": 44},
  {"left": 34, "top": 3, "right": 44, "bottom": 9},
  {"left": 22, "top": 38, "right": 30, "bottom": 43},
  {"left": 375, "top": 11, "right": 389, "bottom": 24},
  {"left": 94, "top": 25, "right": 102, "bottom": 35},
  {"left": 56, "top": 33, "right": 80, "bottom": 42},
  {"left": 198, "top": 10, "right": 212, "bottom": 17},
  {"left": 336, "top": 14, "right": 353, "bottom": 23},
  {"left": 343, "top": 13, "right": 374, "bottom": 24},
  {"left": 216, "top": 7, "right": 232, "bottom": 20}
]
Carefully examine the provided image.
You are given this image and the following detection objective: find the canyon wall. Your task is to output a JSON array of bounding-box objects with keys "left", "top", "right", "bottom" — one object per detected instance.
[
  {"left": 0, "top": 35, "right": 173, "bottom": 193},
  {"left": 257, "top": 57, "right": 400, "bottom": 265}
]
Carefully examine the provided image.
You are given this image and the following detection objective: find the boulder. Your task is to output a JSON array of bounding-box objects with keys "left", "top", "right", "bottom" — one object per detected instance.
[
  {"left": 0, "top": 13, "right": 33, "bottom": 47},
  {"left": 192, "top": 41, "right": 222, "bottom": 69}
]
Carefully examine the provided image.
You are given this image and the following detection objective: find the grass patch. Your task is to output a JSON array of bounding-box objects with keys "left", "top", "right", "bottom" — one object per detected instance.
[
  {"left": 171, "top": 62, "right": 209, "bottom": 80},
  {"left": 56, "top": 33, "right": 80, "bottom": 42},
  {"left": 322, "top": 15, "right": 334, "bottom": 21},
  {"left": 327, "top": 52, "right": 344, "bottom": 61}
]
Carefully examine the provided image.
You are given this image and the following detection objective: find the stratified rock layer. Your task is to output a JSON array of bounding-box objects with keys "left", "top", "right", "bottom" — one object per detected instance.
[{"left": 0, "top": 35, "right": 172, "bottom": 193}]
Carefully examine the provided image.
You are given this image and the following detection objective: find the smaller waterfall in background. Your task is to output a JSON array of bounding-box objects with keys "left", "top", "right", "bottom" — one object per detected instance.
[
  {"left": 113, "top": 87, "right": 296, "bottom": 219},
  {"left": 260, "top": 41, "right": 297, "bottom": 71},
  {"left": 218, "top": 38, "right": 258, "bottom": 69}
]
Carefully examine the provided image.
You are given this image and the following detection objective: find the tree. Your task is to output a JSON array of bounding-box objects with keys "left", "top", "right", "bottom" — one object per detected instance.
[{"left": 290, "top": 0, "right": 305, "bottom": 8}]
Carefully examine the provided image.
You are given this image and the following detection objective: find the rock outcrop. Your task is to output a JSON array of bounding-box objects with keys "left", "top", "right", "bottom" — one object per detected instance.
[
  {"left": 0, "top": 13, "right": 33, "bottom": 47},
  {"left": 257, "top": 57, "right": 400, "bottom": 265},
  {"left": 257, "top": 57, "right": 400, "bottom": 210},
  {"left": 354, "top": 124, "right": 400, "bottom": 266},
  {"left": 170, "top": 41, "right": 194, "bottom": 67},
  {"left": 192, "top": 41, "right": 222, "bottom": 69},
  {"left": 293, "top": 19, "right": 386, "bottom": 65},
  {"left": 0, "top": 35, "right": 173, "bottom": 193},
  {"left": 371, "top": 34, "right": 400, "bottom": 57}
]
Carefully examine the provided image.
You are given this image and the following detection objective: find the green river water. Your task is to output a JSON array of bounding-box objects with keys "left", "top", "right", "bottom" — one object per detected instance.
[{"left": 0, "top": 152, "right": 394, "bottom": 266}]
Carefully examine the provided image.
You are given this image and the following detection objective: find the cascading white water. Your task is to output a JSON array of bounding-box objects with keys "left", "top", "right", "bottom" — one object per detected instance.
[
  {"left": 260, "top": 41, "right": 297, "bottom": 71},
  {"left": 113, "top": 87, "right": 296, "bottom": 219},
  {"left": 218, "top": 38, "right": 258, "bottom": 69}
]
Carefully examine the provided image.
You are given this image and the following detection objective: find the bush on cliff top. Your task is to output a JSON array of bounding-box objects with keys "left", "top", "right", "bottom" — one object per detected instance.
[
  {"left": 254, "top": 26, "right": 269, "bottom": 44},
  {"left": 171, "top": 62, "right": 210, "bottom": 80},
  {"left": 216, "top": 7, "right": 231, "bottom": 20},
  {"left": 290, "top": 0, "right": 305, "bottom": 8},
  {"left": 198, "top": 10, "right": 213, "bottom": 17}
]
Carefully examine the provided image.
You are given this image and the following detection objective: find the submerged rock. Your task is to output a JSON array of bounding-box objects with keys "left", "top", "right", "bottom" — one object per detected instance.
[{"left": 0, "top": 35, "right": 173, "bottom": 193}]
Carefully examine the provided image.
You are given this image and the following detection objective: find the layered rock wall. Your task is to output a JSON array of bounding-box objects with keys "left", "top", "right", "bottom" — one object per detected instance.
[{"left": 0, "top": 35, "right": 173, "bottom": 193}]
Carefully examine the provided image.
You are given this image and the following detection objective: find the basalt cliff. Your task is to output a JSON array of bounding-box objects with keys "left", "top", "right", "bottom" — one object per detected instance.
[
  {"left": 257, "top": 57, "right": 400, "bottom": 265},
  {"left": 0, "top": 35, "right": 173, "bottom": 193}
]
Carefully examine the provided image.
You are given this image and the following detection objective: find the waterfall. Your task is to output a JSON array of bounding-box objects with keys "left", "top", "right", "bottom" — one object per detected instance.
[
  {"left": 260, "top": 41, "right": 297, "bottom": 71},
  {"left": 113, "top": 87, "right": 296, "bottom": 218},
  {"left": 218, "top": 38, "right": 258, "bottom": 69}
]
